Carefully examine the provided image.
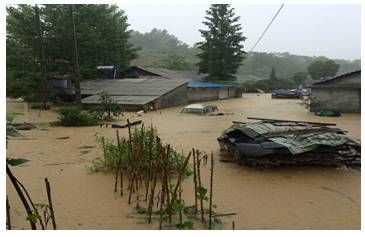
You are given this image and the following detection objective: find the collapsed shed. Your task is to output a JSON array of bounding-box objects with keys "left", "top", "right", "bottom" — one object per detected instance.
[{"left": 218, "top": 118, "right": 360, "bottom": 168}]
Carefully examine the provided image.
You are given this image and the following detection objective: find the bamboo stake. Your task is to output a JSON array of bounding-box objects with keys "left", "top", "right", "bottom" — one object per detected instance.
[
  {"left": 158, "top": 183, "right": 166, "bottom": 230},
  {"left": 114, "top": 130, "right": 121, "bottom": 193},
  {"left": 208, "top": 152, "right": 214, "bottom": 230},
  {"left": 147, "top": 172, "right": 157, "bottom": 223},
  {"left": 101, "top": 137, "right": 106, "bottom": 163},
  {"left": 232, "top": 221, "right": 235, "bottom": 230},
  {"left": 196, "top": 151, "right": 205, "bottom": 223},
  {"left": 178, "top": 180, "right": 183, "bottom": 227},
  {"left": 45, "top": 178, "right": 57, "bottom": 230},
  {"left": 165, "top": 146, "right": 172, "bottom": 223},
  {"left": 6, "top": 195, "right": 11, "bottom": 230},
  {"left": 192, "top": 148, "right": 198, "bottom": 214},
  {"left": 120, "top": 169, "right": 124, "bottom": 196}
]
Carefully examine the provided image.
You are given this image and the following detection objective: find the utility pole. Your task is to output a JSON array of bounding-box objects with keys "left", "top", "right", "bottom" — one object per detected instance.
[
  {"left": 69, "top": 4, "right": 81, "bottom": 105},
  {"left": 35, "top": 5, "right": 48, "bottom": 109}
]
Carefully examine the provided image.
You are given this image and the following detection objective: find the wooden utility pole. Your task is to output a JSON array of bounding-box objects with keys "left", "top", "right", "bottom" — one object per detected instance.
[
  {"left": 69, "top": 4, "right": 81, "bottom": 105},
  {"left": 35, "top": 5, "right": 48, "bottom": 109}
]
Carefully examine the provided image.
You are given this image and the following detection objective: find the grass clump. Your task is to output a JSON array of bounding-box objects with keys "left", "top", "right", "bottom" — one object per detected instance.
[{"left": 51, "top": 107, "right": 98, "bottom": 127}]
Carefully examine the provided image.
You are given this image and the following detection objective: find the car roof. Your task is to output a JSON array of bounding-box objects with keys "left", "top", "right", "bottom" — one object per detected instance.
[{"left": 183, "top": 104, "right": 217, "bottom": 109}]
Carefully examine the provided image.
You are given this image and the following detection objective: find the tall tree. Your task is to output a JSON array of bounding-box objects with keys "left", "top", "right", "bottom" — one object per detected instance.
[
  {"left": 196, "top": 4, "right": 246, "bottom": 81},
  {"left": 269, "top": 67, "right": 277, "bottom": 80},
  {"left": 307, "top": 59, "right": 340, "bottom": 80},
  {"left": 6, "top": 4, "right": 139, "bottom": 101}
]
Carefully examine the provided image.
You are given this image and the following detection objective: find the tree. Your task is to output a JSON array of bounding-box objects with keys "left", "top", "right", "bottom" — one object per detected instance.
[
  {"left": 307, "top": 59, "right": 340, "bottom": 80},
  {"left": 269, "top": 67, "right": 277, "bottom": 80},
  {"left": 161, "top": 53, "right": 189, "bottom": 70},
  {"left": 196, "top": 4, "right": 246, "bottom": 81},
  {"left": 292, "top": 71, "right": 308, "bottom": 85},
  {"left": 6, "top": 4, "right": 139, "bottom": 100}
]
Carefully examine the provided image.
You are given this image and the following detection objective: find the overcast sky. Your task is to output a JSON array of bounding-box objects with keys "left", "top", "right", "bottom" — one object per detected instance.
[{"left": 121, "top": 4, "right": 361, "bottom": 61}]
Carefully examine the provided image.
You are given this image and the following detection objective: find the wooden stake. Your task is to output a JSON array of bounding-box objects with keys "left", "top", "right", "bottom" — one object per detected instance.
[
  {"left": 147, "top": 173, "right": 157, "bottom": 223},
  {"left": 6, "top": 195, "right": 11, "bottom": 230},
  {"left": 6, "top": 165, "right": 36, "bottom": 229},
  {"left": 196, "top": 151, "right": 205, "bottom": 223},
  {"left": 208, "top": 152, "right": 214, "bottom": 230},
  {"left": 158, "top": 184, "right": 166, "bottom": 230},
  {"left": 192, "top": 148, "right": 198, "bottom": 214},
  {"left": 232, "top": 221, "right": 235, "bottom": 230},
  {"left": 45, "top": 178, "right": 57, "bottom": 230},
  {"left": 114, "top": 130, "right": 122, "bottom": 193},
  {"left": 120, "top": 169, "right": 124, "bottom": 196}
]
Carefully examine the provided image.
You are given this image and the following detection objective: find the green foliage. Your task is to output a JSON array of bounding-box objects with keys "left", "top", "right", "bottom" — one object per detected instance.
[
  {"left": 92, "top": 92, "right": 123, "bottom": 121},
  {"left": 130, "top": 28, "right": 200, "bottom": 70},
  {"left": 6, "top": 112, "right": 24, "bottom": 138},
  {"left": 54, "top": 106, "right": 98, "bottom": 126},
  {"left": 160, "top": 53, "right": 189, "bottom": 70},
  {"left": 26, "top": 212, "right": 41, "bottom": 224},
  {"left": 269, "top": 68, "right": 277, "bottom": 80},
  {"left": 292, "top": 71, "right": 308, "bottom": 85},
  {"left": 197, "top": 4, "right": 246, "bottom": 81},
  {"left": 90, "top": 125, "right": 186, "bottom": 174},
  {"left": 6, "top": 129, "right": 23, "bottom": 138},
  {"left": 6, "top": 4, "right": 138, "bottom": 99},
  {"left": 196, "top": 186, "right": 208, "bottom": 201},
  {"left": 241, "top": 78, "right": 296, "bottom": 92},
  {"left": 6, "top": 158, "right": 30, "bottom": 166},
  {"left": 307, "top": 59, "right": 340, "bottom": 80}
]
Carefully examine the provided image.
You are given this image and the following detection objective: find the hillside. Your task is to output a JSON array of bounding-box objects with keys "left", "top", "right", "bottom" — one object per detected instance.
[{"left": 129, "top": 29, "right": 361, "bottom": 80}]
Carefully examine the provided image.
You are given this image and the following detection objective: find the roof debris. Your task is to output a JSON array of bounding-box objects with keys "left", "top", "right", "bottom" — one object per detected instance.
[{"left": 218, "top": 118, "right": 360, "bottom": 168}]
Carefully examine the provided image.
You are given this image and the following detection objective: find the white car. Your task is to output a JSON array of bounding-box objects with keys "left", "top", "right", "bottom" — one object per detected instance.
[{"left": 180, "top": 104, "right": 219, "bottom": 115}]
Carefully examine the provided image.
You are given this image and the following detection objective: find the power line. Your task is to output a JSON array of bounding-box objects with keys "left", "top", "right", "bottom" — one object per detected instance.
[{"left": 247, "top": 4, "right": 284, "bottom": 56}]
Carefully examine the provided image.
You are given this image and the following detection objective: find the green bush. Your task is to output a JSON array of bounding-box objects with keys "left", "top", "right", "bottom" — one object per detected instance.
[
  {"left": 92, "top": 92, "right": 123, "bottom": 121},
  {"left": 54, "top": 106, "right": 98, "bottom": 126}
]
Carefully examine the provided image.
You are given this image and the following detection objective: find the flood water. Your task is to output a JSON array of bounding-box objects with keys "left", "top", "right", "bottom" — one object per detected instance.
[{"left": 6, "top": 94, "right": 361, "bottom": 229}]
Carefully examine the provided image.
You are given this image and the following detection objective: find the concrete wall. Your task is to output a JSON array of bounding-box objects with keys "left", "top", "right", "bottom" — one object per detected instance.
[
  {"left": 310, "top": 88, "right": 360, "bottom": 113},
  {"left": 188, "top": 87, "right": 219, "bottom": 102},
  {"left": 153, "top": 84, "right": 188, "bottom": 110},
  {"left": 188, "top": 87, "right": 242, "bottom": 103}
]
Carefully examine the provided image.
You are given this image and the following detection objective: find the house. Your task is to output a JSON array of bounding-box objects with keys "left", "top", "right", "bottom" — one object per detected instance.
[
  {"left": 309, "top": 70, "right": 361, "bottom": 113},
  {"left": 48, "top": 66, "right": 243, "bottom": 111},
  {"left": 81, "top": 78, "right": 189, "bottom": 111}
]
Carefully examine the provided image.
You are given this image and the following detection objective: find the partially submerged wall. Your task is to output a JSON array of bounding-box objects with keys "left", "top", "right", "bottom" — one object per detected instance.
[
  {"left": 310, "top": 88, "right": 360, "bottom": 113},
  {"left": 188, "top": 87, "right": 242, "bottom": 103}
]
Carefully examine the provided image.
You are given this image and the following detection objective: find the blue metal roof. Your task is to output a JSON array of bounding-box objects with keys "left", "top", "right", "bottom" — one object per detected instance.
[{"left": 188, "top": 81, "right": 240, "bottom": 88}]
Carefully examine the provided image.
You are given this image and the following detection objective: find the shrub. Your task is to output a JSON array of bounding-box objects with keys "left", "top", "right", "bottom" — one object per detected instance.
[
  {"left": 92, "top": 92, "right": 122, "bottom": 121},
  {"left": 53, "top": 106, "right": 98, "bottom": 126}
]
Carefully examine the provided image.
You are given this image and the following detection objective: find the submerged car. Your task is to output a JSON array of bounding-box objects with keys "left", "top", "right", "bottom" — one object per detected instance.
[{"left": 180, "top": 103, "right": 219, "bottom": 115}]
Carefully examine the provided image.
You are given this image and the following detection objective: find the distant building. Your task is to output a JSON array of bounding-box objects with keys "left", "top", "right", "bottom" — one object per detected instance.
[
  {"left": 309, "top": 70, "right": 361, "bottom": 113},
  {"left": 188, "top": 82, "right": 242, "bottom": 102},
  {"left": 48, "top": 66, "right": 243, "bottom": 111}
]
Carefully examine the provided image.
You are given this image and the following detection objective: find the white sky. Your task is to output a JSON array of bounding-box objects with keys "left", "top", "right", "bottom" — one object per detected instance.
[{"left": 121, "top": 4, "right": 361, "bottom": 60}]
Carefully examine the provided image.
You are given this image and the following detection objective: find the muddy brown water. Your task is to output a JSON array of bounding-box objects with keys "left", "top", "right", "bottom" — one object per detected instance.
[{"left": 6, "top": 94, "right": 360, "bottom": 229}]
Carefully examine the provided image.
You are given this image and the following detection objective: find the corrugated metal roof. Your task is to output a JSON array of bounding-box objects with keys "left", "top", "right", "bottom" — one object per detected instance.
[
  {"left": 81, "top": 78, "right": 188, "bottom": 96},
  {"left": 82, "top": 95, "right": 159, "bottom": 105},
  {"left": 312, "top": 70, "right": 361, "bottom": 85},
  {"left": 188, "top": 81, "right": 240, "bottom": 88}
]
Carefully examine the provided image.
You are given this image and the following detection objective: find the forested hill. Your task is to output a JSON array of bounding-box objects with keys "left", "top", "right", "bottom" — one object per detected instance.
[{"left": 129, "top": 28, "right": 361, "bottom": 80}]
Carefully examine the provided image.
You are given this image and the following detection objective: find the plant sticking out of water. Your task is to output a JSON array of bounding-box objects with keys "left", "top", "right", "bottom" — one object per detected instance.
[{"left": 92, "top": 121, "right": 228, "bottom": 229}]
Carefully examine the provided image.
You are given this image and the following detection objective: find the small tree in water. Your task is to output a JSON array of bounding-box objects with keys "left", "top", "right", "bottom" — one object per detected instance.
[{"left": 94, "top": 92, "right": 123, "bottom": 121}]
